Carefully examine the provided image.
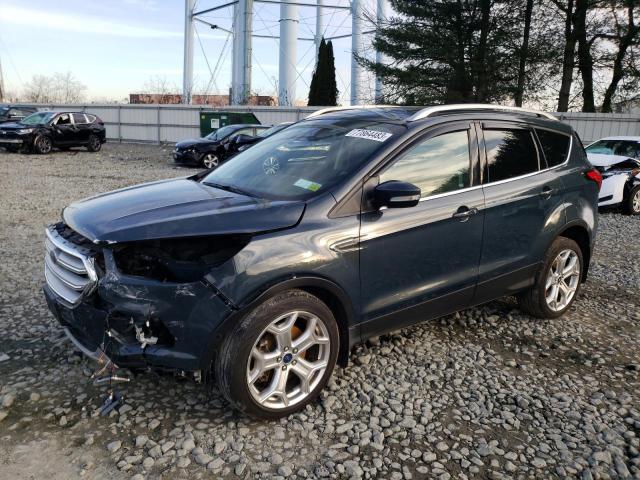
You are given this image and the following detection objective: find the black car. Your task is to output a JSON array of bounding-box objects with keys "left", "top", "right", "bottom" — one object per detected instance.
[
  {"left": 0, "top": 105, "right": 38, "bottom": 124},
  {"left": 173, "top": 124, "right": 269, "bottom": 168},
  {"left": 226, "top": 122, "right": 294, "bottom": 158},
  {"left": 0, "top": 111, "right": 106, "bottom": 154},
  {"left": 43, "top": 104, "right": 599, "bottom": 419}
]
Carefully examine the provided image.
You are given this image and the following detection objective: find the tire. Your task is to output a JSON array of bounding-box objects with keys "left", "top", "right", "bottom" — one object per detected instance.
[
  {"left": 33, "top": 135, "right": 53, "bottom": 154},
  {"left": 87, "top": 134, "right": 101, "bottom": 152},
  {"left": 624, "top": 184, "right": 640, "bottom": 215},
  {"left": 517, "top": 236, "right": 583, "bottom": 319},
  {"left": 202, "top": 153, "right": 219, "bottom": 169},
  {"left": 215, "top": 289, "right": 339, "bottom": 419}
]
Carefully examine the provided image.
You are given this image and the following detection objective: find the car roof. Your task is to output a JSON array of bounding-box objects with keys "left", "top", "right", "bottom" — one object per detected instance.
[{"left": 595, "top": 136, "right": 640, "bottom": 142}]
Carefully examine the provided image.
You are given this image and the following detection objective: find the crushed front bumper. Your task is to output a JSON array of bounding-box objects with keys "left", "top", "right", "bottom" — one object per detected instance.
[{"left": 44, "top": 268, "right": 235, "bottom": 372}]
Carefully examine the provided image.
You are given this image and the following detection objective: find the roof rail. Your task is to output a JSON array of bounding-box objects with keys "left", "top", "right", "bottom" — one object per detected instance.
[
  {"left": 406, "top": 104, "right": 557, "bottom": 122},
  {"left": 305, "top": 105, "right": 398, "bottom": 119}
]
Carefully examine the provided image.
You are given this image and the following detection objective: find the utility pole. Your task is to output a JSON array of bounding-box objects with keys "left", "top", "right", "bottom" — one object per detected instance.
[
  {"left": 278, "top": 1, "right": 298, "bottom": 106},
  {"left": 374, "top": 0, "right": 386, "bottom": 104},
  {"left": 350, "top": 0, "right": 363, "bottom": 105},
  {"left": 182, "top": 0, "right": 195, "bottom": 104},
  {"left": 315, "top": 0, "right": 325, "bottom": 55},
  {"left": 231, "top": 0, "right": 253, "bottom": 105}
]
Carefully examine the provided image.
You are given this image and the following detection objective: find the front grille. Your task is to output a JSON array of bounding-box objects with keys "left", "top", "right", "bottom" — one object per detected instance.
[{"left": 44, "top": 226, "right": 98, "bottom": 306}]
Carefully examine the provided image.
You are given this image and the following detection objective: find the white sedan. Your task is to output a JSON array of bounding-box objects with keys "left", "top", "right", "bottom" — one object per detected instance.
[{"left": 585, "top": 136, "right": 640, "bottom": 214}]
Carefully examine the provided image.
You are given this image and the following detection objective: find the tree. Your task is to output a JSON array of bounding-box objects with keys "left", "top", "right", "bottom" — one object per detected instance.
[
  {"left": 361, "top": 1, "right": 529, "bottom": 105},
  {"left": 308, "top": 38, "right": 338, "bottom": 106},
  {"left": 600, "top": 0, "right": 640, "bottom": 112},
  {"left": 141, "top": 75, "right": 178, "bottom": 103},
  {"left": 515, "top": 0, "right": 535, "bottom": 106},
  {"left": 22, "top": 71, "right": 86, "bottom": 103}
]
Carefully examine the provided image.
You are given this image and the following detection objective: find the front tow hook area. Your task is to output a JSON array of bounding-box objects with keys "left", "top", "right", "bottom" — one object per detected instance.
[{"left": 63, "top": 327, "right": 132, "bottom": 416}]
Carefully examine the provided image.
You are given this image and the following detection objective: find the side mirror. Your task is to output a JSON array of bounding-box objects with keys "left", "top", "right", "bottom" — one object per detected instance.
[
  {"left": 374, "top": 180, "right": 421, "bottom": 209},
  {"left": 235, "top": 134, "right": 257, "bottom": 144}
]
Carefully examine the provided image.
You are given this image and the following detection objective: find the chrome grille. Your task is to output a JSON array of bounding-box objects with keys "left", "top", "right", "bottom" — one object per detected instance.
[{"left": 44, "top": 226, "right": 98, "bottom": 306}]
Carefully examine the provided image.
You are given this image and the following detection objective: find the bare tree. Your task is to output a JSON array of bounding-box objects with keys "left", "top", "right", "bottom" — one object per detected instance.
[
  {"left": 140, "top": 75, "right": 179, "bottom": 103},
  {"left": 22, "top": 72, "right": 86, "bottom": 103}
]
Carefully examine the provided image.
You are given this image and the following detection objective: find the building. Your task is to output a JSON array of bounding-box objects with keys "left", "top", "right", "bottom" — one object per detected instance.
[{"left": 129, "top": 93, "right": 276, "bottom": 106}]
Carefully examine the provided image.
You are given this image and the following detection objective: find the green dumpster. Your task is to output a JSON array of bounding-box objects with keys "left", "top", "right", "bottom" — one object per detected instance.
[{"left": 199, "top": 111, "right": 260, "bottom": 137}]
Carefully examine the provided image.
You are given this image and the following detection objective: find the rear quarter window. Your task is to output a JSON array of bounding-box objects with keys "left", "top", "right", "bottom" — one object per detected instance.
[{"left": 536, "top": 129, "right": 571, "bottom": 167}]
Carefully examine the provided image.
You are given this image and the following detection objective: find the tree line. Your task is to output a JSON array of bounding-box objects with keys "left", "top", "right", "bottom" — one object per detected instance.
[{"left": 363, "top": 0, "right": 639, "bottom": 112}]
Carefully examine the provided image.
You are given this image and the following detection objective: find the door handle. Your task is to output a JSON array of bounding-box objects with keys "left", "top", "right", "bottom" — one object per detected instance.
[
  {"left": 452, "top": 206, "right": 478, "bottom": 222},
  {"left": 540, "top": 186, "right": 554, "bottom": 198}
]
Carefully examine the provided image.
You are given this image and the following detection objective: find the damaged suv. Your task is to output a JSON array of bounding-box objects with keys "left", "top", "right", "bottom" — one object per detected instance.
[{"left": 44, "top": 105, "right": 599, "bottom": 418}]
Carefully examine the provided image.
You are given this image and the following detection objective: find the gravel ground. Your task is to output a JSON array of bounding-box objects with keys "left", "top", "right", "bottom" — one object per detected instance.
[{"left": 0, "top": 143, "right": 638, "bottom": 480}]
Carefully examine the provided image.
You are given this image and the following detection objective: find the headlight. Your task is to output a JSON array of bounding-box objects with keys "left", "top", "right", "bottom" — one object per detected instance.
[{"left": 17, "top": 128, "right": 34, "bottom": 134}]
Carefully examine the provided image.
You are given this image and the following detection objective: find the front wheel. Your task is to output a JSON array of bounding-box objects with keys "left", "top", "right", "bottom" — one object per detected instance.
[
  {"left": 33, "top": 135, "right": 53, "bottom": 154},
  {"left": 518, "top": 237, "right": 583, "bottom": 319},
  {"left": 624, "top": 185, "right": 640, "bottom": 215},
  {"left": 215, "top": 290, "right": 339, "bottom": 419},
  {"left": 202, "top": 153, "right": 219, "bottom": 169},
  {"left": 87, "top": 134, "right": 101, "bottom": 152}
]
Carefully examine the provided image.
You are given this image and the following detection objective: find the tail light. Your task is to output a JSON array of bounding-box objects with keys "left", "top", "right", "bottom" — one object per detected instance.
[{"left": 585, "top": 169, "right": 602, "bottom": 191}]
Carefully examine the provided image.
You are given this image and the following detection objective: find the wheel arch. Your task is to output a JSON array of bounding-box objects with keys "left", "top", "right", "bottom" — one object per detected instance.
[
  {"left": 207, "top": 276, "right": 356, "bottom": 373},
  {"left": 557, "top": 221, "right": 592, "bottom": 282}
]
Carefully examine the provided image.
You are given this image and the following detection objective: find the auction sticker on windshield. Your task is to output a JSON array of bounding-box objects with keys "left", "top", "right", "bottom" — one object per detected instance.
[
  {"left": 294, "top": 179, "right": 322, "bottom": 191},
  {"left": 345, "top": 129, "right": 393, "bottom": 142}
]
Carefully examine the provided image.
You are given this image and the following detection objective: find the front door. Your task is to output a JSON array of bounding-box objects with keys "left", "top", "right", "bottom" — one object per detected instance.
[
  {"left": 359, "top": 123, "right": 485, "bottom": 338},
  {"left": 51, "top": 113, "right": 75, "bottom": 145}
]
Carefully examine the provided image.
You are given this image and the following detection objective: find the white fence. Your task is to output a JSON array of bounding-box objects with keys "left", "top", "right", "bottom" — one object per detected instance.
[{"left": 25, "top": 104, "right": 640, "bottom": 144}]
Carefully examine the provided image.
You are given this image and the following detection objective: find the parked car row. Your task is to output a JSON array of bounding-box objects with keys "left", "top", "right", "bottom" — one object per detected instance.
[{"left": 43, "top": 104, "right": 601, "bottom": 418}]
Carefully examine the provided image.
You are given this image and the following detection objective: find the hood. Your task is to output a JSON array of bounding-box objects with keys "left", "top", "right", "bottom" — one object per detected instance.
[
  {"left": 0, "top": 122, "right": 26, "bottom": 130},
  {"left": 63, "top": 178, "right": 305, "bottom": 244},
  {"left": 175, "top": 138, "right": 218, "bottom": 149},
  {"left": 587, "top": 153, "right": 636, "bottom": 167}
]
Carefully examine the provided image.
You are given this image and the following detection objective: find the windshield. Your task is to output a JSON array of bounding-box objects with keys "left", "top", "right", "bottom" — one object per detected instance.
[
  {"left": 258, "top": 123, "right": 290, "bottom": 138},
  {"left": 21, "top": 112, "right": 55, "bottom": 125},
  {"left": 586, "top": 140, "right": 640, "bottom": 159},
  {"left": 205, "top": 125, "right": 238, "bottom": 141},
  {"left": 202, "top": 119, "right": 405, "bottom": 200}
]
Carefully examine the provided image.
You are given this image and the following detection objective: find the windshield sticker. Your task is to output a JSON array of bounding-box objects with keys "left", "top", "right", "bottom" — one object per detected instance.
[
  {"left": 345, "top": 129, "right": 393, "bottom": 142},
  {"left": 294, "top": 179, "right": 322, "bottom": 192}
]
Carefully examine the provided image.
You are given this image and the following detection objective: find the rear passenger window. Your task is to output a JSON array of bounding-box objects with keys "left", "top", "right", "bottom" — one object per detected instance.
[
  {"left": 380, "top": 130, "right": 470, "bottom": 198},
  {"left": 85, "top": 115, "right": 96, "bottom": 123},
  {"left": 72, "top": 113, "right": 87, "bottom": 124},
  {"left": 536, "top": 129, "right": 570, "bottom": 167},
  {"left": 484, "top": 129, "right": 539, "bottom": 182}
]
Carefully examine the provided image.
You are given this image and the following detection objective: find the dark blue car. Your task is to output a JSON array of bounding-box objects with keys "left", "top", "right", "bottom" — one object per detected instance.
[{"left": 43, "top": 104, "right": 600, "bottom": 418}]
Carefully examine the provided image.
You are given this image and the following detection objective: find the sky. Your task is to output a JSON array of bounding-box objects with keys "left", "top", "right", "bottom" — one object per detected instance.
[{"left": 0, "top": 0, "right": 380, "bottom": 105}]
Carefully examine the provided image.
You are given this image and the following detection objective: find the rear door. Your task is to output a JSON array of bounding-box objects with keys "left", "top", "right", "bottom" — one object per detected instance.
[
  {"left": 71, "top": 113, "right": 90, "bottom": 144},
  {"left": 359, "top": 122, "right": 485, "bottom": 337},
  {"left": 474, "top": 122, "right": 566, "bottom": 303}
]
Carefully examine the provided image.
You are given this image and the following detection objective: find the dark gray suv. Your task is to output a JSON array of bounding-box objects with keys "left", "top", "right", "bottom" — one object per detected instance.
[{"left": 43, "top": 104, "right": 600, "bottom": 418}]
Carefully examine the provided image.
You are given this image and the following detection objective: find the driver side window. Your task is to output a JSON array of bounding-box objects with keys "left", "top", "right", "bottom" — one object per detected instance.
[
  {"left": 380, "top": 130, "right": 471, "bottom": 198},
  {"left": 55, "top": 114, "right": 71, "bottom": 125}
]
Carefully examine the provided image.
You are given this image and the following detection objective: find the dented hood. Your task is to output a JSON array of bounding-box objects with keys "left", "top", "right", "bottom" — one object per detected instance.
[{"left": 63, "top": 178, "right": 305, "bottom": 244}]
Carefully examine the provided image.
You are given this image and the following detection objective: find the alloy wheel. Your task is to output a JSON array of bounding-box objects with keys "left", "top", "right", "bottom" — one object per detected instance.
[
  {"left": 246, "top": 310, "right": 331, "bottom": 410},
  {"left": 633, "top": 190, "right": 640, "bottom": 213},
  {"left": 38, "top": 136, "right": 52, "bottom": 154},
  {"left": 545, "top": 248, "right": 580, "bottom": 312},
  {"left": 203, "top": 154, "right": 219, "bottom": 169}
]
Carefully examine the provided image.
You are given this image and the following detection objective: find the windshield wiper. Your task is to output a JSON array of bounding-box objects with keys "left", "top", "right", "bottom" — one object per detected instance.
[{"left": 203, "top": 182, "right": 259, "bottom": 198}]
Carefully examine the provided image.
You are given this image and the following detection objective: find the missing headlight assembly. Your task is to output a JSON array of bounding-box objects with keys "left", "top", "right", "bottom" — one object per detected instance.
[{"left": 112, "top": 235, "right": 251, "bottom": 282}]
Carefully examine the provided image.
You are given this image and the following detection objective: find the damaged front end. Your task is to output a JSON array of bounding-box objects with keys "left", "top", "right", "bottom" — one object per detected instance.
[{"left": 43, "top": 222, "right": 250, "bottom": 375}]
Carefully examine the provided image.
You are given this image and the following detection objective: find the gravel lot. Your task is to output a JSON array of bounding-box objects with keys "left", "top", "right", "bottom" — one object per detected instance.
[{"left": 0, "top": 143, "right": 638, "bottom": 480}]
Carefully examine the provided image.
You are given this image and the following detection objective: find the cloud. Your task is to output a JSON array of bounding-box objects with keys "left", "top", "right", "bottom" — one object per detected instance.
[
  {"left": 0, "top": 4, "right": 225, "bottom": 40},
  {"left": 122, "top": 0, "right": 159, "bottom": 11}
]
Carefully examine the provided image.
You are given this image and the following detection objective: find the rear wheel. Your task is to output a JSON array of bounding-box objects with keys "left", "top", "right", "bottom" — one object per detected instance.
[
  {"left": 33, "top": 135, "right": 52, "bottom": 154},
  {"left": 87, "top": 134, "right": 101, "bottom": 152},
  {"left": 624, "top": 185, "right": 640, "bottom": 215},
  {"left": 202, "top": 153, "right": 219, "bottom": 169},
  {"left": 518, "top": 237, "right": 583, "bottom": 319},
  {"left": 215, "top": 290, "right": 339, "bottom": 419}
]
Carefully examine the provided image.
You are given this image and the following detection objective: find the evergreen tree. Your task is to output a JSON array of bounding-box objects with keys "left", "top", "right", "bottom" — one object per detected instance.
[
  {"left": 308, "top": 39, "right": 338, "bottom": 106},
  {"left": 361, "top": 1, "right": 533, "bottom": 105}
]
